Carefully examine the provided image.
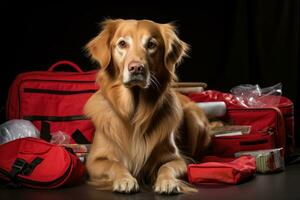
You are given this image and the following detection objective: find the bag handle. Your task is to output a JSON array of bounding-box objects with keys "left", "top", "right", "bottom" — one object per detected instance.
[{"left": 48, "top": 60, "right": 83, "bottom": 72}]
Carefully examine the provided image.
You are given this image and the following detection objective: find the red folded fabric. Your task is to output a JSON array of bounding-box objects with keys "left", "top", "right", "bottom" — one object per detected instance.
[{"left": 188, "top": 156, "right": 256, "bottom": 185}]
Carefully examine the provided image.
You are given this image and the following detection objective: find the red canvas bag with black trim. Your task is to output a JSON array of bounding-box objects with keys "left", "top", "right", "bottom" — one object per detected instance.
[
  {"left": 188, "top": 90, "right": 295, "bottom": 158},
  {"left": 0, "top": 137, "right": 85, "bottom": 188},
  {"left": 6, "top": 61, "right": 98, "bottom": 144}
]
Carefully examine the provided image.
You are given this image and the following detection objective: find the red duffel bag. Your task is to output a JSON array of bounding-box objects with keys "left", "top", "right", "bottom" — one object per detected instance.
[
  {"left": 6, "top": 60, "right": 98, "bottom": 144},
  {"left": 0, "top": 137, "right": 85, "bottom": 189},
  {"left": 188, "top": 90, "right": 295, "bottom": 158}
]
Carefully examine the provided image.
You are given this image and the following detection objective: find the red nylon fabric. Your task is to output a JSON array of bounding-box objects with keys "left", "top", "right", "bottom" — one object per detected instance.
[
  {"left": 0, "top": 137, "right": 85, "bottom": 188},
  {"left": 188, "top": 156, "right": 256, "bottom": 184}
]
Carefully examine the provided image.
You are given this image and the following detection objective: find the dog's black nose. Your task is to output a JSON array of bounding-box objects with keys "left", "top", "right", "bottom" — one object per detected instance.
[{"left": 128, "top": 62, "right": 144, "bottom": 73}]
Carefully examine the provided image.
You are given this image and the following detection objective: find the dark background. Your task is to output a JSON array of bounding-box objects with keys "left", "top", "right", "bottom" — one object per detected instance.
[{"left": 1, "top": 1, "right": 299, "bottom": 145}]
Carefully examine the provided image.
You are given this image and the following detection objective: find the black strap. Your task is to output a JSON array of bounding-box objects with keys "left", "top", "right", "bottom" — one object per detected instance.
[
  {"left": 40, "top": 121, "right": 90, "bottom": 144},
  {"left": 8, "top": 157, "right": 43, "bottom": 188},
  {"left": 40, "top": 121, "right": 52, "bottom": 142},
  {"left": 23, "top": 157, "right": 44, "bottom": 175},
  {"left": 24, "top": 115, "right": 87, "bottom": 122},
  {"left": 10, "top": 158, "right": 27, "bottom": 178},
  {"left": 72, "top": 129, "right": 91, "bottom": 144},
  {"left": 10, "top": 157, "right": 44, "bottom": 178}
]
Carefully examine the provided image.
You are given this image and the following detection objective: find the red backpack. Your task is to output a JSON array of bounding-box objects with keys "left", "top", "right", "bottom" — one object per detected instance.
[
  {"left": 6, "top": 60, "right": 98, "bottom": 144},
  {"left": 0, "top": 137, "right": 85, "bottom": 188}
]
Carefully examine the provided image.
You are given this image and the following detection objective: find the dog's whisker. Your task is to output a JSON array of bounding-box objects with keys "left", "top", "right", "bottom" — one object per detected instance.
[
  {"left": 149, "top": 78, "right": 158, "bottom": 90},
  {"left": 150, "top": 76, "right": 159, "bottom": 87},
  {"left": 149, "top": 75, "right": 157, "bottom": 87},
  {"left": 150, "top": 72, "right": 159, "bottom": 82},
  {"left": 149, "top": 72, "right": 161, "bottom": 90},
  {"left": 150, "top": 76, "right": 160, "bottom": 91},
  {"left": 151, "top": 76, "right": 160, "bottom": 87}
]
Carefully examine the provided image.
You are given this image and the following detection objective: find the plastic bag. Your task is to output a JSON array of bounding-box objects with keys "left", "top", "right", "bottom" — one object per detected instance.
[
  {"left": 50, "top": 131, "right": 71, "bottom": 144},
  {"left": 230, "top": 83, "right": 282, "bottom": 108},
  {"left": 0, "top": 119, "right": 40, "bottom": 144}
]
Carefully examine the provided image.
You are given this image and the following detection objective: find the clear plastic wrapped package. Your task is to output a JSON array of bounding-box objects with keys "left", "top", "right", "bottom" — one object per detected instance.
[
  {"left": 230, "top": 83, "right": 282, "bottom": 108},
  {"left": 50, "top": 131, "right": 71, "bottom": 145},
  {"left": 0, "top": 119, "right": 40, "bottom": 144}
]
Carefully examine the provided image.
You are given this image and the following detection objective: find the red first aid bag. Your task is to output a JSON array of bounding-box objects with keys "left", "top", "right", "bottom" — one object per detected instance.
[
  {"left": 0, "top": 137, "right": 85, "bottom": 189},
  {"left": 188, "top": 156, "right": 256, "bottom": 185},
  {"left": 6, "top": 61, "right": 98, "bottom": 144},
  {"left": 188, "top": 90, "right": 295, "bottom": 158}
]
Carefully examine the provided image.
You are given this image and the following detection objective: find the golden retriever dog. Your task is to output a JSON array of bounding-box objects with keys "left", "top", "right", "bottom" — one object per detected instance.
[{"left": 84, "top": 19, "right": 211, "bottom": 194}]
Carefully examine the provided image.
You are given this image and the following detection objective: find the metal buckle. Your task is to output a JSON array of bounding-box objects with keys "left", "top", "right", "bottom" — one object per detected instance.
[
  {"left": 10, "top": 158, "right": 28, "bottom": 177},
  {"left": 12, "top": 158, "right": 27, "bottom": 172}
]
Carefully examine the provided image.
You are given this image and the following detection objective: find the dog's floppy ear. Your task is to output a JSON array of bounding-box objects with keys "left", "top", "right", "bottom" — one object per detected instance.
[
  {"left": 161, "top": 23, "right": 190, "bottom": 71},
  {"left": 86, "top": 19, "right": 121, "bottom": 69}
]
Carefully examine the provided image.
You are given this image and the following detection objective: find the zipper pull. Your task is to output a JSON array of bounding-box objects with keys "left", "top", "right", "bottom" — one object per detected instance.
[
  {"left": 267, "top": 127, "right": 275, "bottom": 134},
  {"left": 258, "top": 127, "right": 274, "bottom": 134}
]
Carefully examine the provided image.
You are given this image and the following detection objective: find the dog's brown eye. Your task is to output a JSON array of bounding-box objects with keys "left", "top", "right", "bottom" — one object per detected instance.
[
  {"left": 118, "top": 40, "right": 127, "bottom": 48},
  {"left": 147, "top": 41, "right": 156, "bottom": 49}
]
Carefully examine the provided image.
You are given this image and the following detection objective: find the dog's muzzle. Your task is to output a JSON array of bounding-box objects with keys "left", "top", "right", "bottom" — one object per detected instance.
[{"left": 123, "top": 61, "right": 150, "bottom": 88}]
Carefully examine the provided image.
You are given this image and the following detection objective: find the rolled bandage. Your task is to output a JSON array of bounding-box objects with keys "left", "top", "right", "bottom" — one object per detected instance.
[{"left": 196, "top": 101, "right": 227, "bottom": 118}]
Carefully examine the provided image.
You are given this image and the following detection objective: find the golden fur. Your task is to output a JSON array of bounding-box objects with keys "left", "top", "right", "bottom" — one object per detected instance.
[{"left": 84, "top": 19, "right": 211, "bottom": 194}]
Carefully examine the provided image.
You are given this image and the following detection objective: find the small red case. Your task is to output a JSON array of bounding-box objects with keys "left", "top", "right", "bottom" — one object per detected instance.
[{"left": 188, "top": 156, "right": 256, "bottom": 185}]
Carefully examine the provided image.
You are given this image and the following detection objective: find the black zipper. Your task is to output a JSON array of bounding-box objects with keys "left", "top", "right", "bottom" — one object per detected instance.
[
  {"left": 23, "top": 115, "right": 88, "bottom": 122},
  {"left": 17, "top": 79, "right": 97, "bottom": 118},
  {"left": 24, "top": 88, "right": 96, "bottom": 95},
  {"left": 240, "top": 138, "right": 269, "bottom": 146},
  {"left": 0, "top": 154, "right": 73, "bottom": 187},
  {"left": 257, "top": 127, "right": 275, "bottom": 135},
  {"left": 21, "top": 79, "right": 95, "bottom": 83}
]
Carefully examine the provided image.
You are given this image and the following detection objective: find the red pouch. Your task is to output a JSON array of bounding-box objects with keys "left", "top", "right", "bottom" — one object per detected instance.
[
  {"left": 188, "top": 156, "right": 256, "bottom": 185},
  {"left": 0, "top": 137, "right": 85, "bottom": 189}
]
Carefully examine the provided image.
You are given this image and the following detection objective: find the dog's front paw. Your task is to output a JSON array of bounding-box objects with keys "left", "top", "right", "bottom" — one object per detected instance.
[
  {"left": 154, "top": 178, "right": 181, "bottom": 194},
  {"left": 113, "top": 176, "right": 139, "bottom": 193}
]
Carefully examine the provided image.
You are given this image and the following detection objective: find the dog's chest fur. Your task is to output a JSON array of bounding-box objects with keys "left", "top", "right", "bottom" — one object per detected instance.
[
  {"left": 120, "top": 90, "right": 179, "bottom": 177},
  {"left": 125, "top": 135, "right": 150, "bottom": 176}
]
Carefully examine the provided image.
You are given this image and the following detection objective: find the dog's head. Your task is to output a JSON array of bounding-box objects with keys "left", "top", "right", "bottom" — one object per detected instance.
[{"left": 86, "top": 19, "right": 189, "bottom": 89}]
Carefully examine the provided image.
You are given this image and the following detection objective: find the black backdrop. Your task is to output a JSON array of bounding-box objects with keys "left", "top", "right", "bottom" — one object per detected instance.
[{"left": 2, "top": 1, "right": 299, "bottom": 145}]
